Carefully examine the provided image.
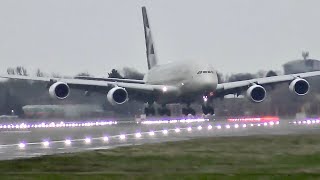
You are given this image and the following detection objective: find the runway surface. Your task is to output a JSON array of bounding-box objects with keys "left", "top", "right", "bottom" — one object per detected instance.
[{"left": 0, "top": 118, "right": 319, "bottom": 160}]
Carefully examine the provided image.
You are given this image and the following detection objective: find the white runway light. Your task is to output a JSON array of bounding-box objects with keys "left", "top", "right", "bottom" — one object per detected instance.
[
  {"left": 197, "top": 126, "right": 202, "bottom": 130},
  {"left": 103, "top": 136, "right": 109, "bottom": 142},
  {"left": 65, "top": 139, "right": 71, "bottom": 146},
  {"left": 84, "top": 138, "right": 91, "bottom": 144},
  {"left": 120, "top": 134, "right": 126, "bottom": 140},
  {"left": 225, "top": 125, "right": 231, "bottom": 129},
  {"left": 18, "top": 142, "right": 26, "bottom": 149},
  {"left": 175, "top": 128, "right": 181, "bottom": 133},
  {"left": 42, "top": 141, "right": 50, "bottom": 147},
  {"left": 162, "top": 129, "right": 168, "bottom": 135},
  {"left": 207, "top": 125, "right": 212, "bottom": 130},
  {"left": 149, "top": 131, "right": 155, "bottom": 136},
  {"left": 242, "top": 124, "right": 247, "bottom": 128},
  {"left": 234, "top": 124, "right": 239, "bottom": 129},
  {"left": 135, "top": 132, "right": 142, "bottom": 138},
  {"left": 187, "top": 127, "right": 192, "bottom": 132},
  {"left": 216, "top": 125, "right": 221, "bottom": 130}
]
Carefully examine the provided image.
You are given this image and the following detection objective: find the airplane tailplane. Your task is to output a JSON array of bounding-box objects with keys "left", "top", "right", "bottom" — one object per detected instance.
[{"left": 142, "top": 7, "right": 158, "bottom": 70}]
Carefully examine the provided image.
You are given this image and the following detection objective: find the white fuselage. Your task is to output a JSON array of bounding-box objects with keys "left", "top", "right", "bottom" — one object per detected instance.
[{"left": 143, "top": 60, "right": 218, "bottom": 104}]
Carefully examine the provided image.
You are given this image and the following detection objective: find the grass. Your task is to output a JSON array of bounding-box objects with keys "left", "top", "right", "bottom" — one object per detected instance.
[{"left": 1, "top": 134, "right": 320, "bottom": 179}]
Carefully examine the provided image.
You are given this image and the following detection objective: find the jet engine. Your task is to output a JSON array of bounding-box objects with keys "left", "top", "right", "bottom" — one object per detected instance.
[
  {"left": 289, "top": 78, "right": 310, "bottom": 96},
  {"left": 49, "top": 82, "right": 70, "bottom": 100},
  {"left": 107, "top": 87, "right": 128, "bottom": 105},
  {"left": 246, "top": 84, "right": 266, "bottom": 103}
]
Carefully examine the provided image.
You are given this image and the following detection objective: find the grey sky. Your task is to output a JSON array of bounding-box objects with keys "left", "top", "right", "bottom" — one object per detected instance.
[{"left": 0, "top": 0, "right": 320, "bottom": 77}]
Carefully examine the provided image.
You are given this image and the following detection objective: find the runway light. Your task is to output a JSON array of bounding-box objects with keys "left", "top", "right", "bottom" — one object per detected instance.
[
  {"left": 257, "top": 124, "right": 261, "bottom": 127},
  {"left": 65, "top": 139, "right": 71, "bottom": 146},
  {"left": 149, "top": 131, "right": 155, "bottom": 136},
  {"left": 187, "top": 127, "right": 192, "bottom": 132},
  {"left": 120, "top": 134, "right": 126, "bottom": 140},
  {"left": 216, "top": 125, "right": 221, "bottom": 130},
  {"left": 242, "top": 124, "right": 247, "bottom": 128},
  {"left": 269, "top": 121, "right": 274, "bottom": 126},
  {"left": 264, "top": 122, "right": 268, "bottom": 126},
  {"left": 135, "top": 132, "right": 142, "bottom": 138},
  {"left": 226, "top": 125, "right": 231, "bottom": 129},
  {"left": 175, "top": 128, "right": 180, "bottom": 133},
  {"left": 84, "top": 138, "right": 91, "bottom": 144},
  {"left": 197, "top": 126, "right": 202, "bottom": 130},
  {"left": 162, "top": 129, "right": 168, "bottom": 135},
  {"left": 307, "top": 120, "right": 311, "bottom": 125},
  {"left": 234, "top": 124, "right": 239, "bottom": 129},
  {"left": 276, "top": 121, "right": 279, "bottom": 125},
  {"left": 312, "top": 120, "right": 316, "bottom": 124},
  {"left": 42, "top": 141, "right": 50, "bottom": 147},
  {"left": 298, "top": 121, "right": 302, "bottom": 124},
  {"left": 103, "top": 136, "right": 109, "bottom": 142},
  {"left": 207, "top": 125, "right": 212, "bottom": 130},
  {"left": 18, "top": 142, "right": 26, "bottom": 149}
]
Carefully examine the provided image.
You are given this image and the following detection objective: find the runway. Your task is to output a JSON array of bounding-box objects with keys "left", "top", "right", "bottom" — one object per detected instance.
[{"left": 0, "top": 118, "right": 319, "bottom": 160}]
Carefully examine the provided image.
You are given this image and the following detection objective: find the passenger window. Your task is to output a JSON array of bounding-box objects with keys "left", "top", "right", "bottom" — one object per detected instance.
[
  {"left": 197, "top": 71, "right": 202, "bottom": 74},
  {"left": 203, "top": 71, "right": 208, "bottom": 73}
]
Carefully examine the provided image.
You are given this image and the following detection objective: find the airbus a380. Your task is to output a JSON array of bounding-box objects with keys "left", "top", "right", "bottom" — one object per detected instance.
[{"left": 2, "top": 7, "right": 320, "bottom": 116}]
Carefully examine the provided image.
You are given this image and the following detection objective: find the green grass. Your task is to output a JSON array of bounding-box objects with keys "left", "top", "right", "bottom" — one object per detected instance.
[{"left": 1, "top": 134, "right": 320, "bottom": 179}]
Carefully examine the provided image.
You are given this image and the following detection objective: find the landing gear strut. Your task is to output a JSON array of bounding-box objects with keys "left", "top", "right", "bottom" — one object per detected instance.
[
  {"left": 182, "top": 104, "right": 196, "bottom": 116},
  {"left": 144, "top": 103, "right": 155, "bottom": 116},
  {"left": 202, "top": 105, "right": 214, "bottom": 115}
]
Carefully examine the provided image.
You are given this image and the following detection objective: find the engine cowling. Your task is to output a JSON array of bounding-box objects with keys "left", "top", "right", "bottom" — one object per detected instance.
[
  {"left": 107, "top": 87, "right": 128, "bottom": 105},
  {"left": 246, "top": 84, "right": 266, "bottom": 103},
  {"left": 289, "top": 78, "right": 310, "bottom": 96},
  {"left": 49, "top": 82, "right": 70, "bottom": 100}
]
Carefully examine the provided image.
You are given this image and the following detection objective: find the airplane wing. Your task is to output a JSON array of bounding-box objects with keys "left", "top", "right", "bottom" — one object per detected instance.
[
  {"left": 0, "top": 75, "right": 178, "bottom": 95},
  {"left": 215, "top": 71, "right": 320, "bottom": 96}
]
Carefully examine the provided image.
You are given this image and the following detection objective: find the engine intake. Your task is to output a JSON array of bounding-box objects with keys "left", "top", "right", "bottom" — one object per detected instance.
[
  {"left": 246, "top": 84, "right": 266, "bottom": 103},
  {"left": 289, "top": 78, "right": 309, "bottom": 95},
  {"left": 107, "top": 87, "right": 128, "bottom": 105},
  {"left": 49, "top": 82, "right": 70, "bottom": 100}
]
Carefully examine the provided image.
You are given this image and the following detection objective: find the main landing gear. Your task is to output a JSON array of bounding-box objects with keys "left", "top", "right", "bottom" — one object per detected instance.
[
  {"left": 182, "top": 104, "right": 196, "bottom": 116},
  {"left": 144, "top": 103, "right": 171, "bottom": 116},
  {"left": 202, "top": 105, "right": 214, "bottom": 115}
]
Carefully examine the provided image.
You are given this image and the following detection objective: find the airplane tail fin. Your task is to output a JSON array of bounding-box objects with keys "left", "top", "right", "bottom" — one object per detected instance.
[{"left": 142, "top": 7, "right": 158, "bottom": 70}]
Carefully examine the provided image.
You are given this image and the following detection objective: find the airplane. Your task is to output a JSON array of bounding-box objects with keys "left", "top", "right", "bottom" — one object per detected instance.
[{"left": 1, "top": 6, "right": 320, "bottom": 116}]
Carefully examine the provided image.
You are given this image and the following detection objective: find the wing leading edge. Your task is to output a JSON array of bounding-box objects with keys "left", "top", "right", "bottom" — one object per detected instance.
[{"left": 216, "top": 71, "right": 320, "bottom": 96}]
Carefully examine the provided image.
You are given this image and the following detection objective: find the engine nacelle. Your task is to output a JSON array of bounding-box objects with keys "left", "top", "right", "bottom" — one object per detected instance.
[
  {"left": 49, "top": 82, "right": 70, "bottom": 100},
  {"left": 246, "top": 84, "right": 266, "bottom": 103},
  {"left": 107, "top": 87, "right": 128, "bottom": 105},
  {"left": 289, "top": 78, "right": 310, "bottom": 96}
]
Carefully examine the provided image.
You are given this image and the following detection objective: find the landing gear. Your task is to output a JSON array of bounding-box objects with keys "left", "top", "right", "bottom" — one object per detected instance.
[
  {"left": 202, "top": 105, "right": 214, "bottom": 115},
  {"left": 144, "top": 103, "right": 171, "bottom": 116},
  {"left": 182, "top": 103, "right": 196, "bottom": 116},
  {"left": 144, "top": 103, "right": 156, "bottom": 116}
]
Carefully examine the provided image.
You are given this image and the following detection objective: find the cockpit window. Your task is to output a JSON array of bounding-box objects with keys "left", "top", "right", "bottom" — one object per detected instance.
[{"left": 197, "top": 71, "right": 202, "bottom": 74}]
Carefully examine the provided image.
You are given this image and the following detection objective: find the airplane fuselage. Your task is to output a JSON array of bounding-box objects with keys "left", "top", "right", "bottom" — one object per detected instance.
[{"left": 144, "top": 60, "right": 218, "bottom": 104}]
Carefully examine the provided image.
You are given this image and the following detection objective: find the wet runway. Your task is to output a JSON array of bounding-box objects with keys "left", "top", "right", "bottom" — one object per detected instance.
[{"left": 0, "top": 118, "right": 319, "bottom": 160}]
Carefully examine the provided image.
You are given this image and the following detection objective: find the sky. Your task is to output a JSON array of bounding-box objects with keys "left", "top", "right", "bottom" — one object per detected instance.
[{"left": 0, "top": 0, "right": 320, "bottom": 77}]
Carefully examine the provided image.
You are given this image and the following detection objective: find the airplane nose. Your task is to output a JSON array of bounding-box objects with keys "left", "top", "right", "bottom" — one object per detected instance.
[{"left": 203, "top": 75, "right": 217, "bottom": 91}]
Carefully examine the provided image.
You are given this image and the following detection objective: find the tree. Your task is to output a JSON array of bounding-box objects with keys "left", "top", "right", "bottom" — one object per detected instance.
[
  {"left": 7, "top": 68, "right": 15, "bottom": 75},
  {"left": 122, "top": 67, "right": 144, "bottom": 80},
  {"left": 15, "top": 66, "right": 28, "bottom": 76},
  {"left": 266, "top": 70, "right": 278, "bottom": 77},
  {"left": 75, "top": 72, "right": 92, "bottom": 77},
  {"left": 108, "top": 69, "right": 123, "bottom": 79},
  {"left": 36, "top": 68, "right": 45, "bottom": 77}
]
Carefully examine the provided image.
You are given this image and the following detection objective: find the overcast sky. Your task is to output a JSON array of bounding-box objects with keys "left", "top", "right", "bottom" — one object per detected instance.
[{"left": 0, "top": 0, "right": 320, "bottom": 77}]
